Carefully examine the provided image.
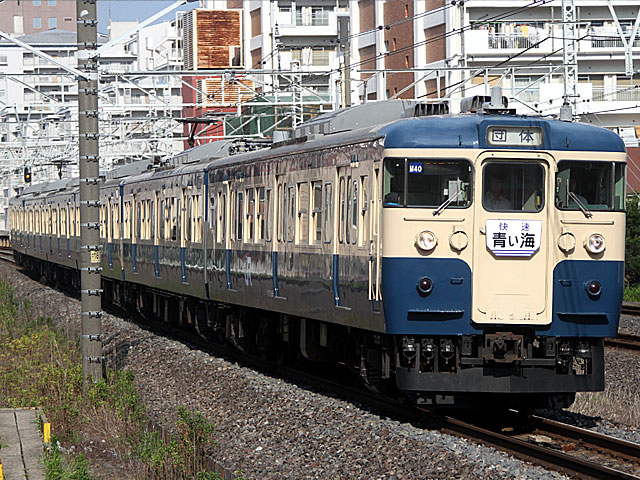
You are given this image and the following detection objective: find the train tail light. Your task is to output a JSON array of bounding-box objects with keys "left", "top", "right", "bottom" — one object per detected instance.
[{"left": 586, "top": 280, "right": 601, "bottom": 297}]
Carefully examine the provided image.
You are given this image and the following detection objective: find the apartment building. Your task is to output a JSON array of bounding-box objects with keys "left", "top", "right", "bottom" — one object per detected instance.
[{"left": 0, "top": 0, "right": 76, "bottom": 35}]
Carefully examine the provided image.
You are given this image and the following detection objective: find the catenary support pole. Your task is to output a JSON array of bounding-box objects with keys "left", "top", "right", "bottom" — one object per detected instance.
[{"left": 77, "top": 0, "right": 103, "bottom": 391}]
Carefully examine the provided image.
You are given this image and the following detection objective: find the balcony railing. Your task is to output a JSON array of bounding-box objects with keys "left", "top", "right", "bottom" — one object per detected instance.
[
  {"left": 296, "top": 11, "right": 330, "bottom": 26},
  {"left": 592, "top": 86, "right": 640, "bottom": 102},
  {"left": 489, "top": 33, "right": 540, "bottom": 49},
  {"left": 514, "top": 89, "right": 540, "bottom": 103},
  {"left": 590, "top": 35, "right": 640, "bottom": 48}
]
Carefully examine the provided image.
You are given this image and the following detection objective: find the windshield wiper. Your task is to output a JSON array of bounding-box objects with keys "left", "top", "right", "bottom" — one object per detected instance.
[
  {"left": 433, "top": 189, "right": 463, "bottom": 216},
  {"left": 568, "top": 191, "right": 593, "bottom": 218}
]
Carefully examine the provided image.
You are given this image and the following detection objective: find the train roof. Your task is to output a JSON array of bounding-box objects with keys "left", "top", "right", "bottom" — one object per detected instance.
[{"left": 380, "top": 114, "right": 626, "bottom": 152}]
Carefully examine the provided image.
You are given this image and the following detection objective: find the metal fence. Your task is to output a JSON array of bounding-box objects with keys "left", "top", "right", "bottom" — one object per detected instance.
[{"left": 489, "top": 34, "right": 540, "bottom": 49}]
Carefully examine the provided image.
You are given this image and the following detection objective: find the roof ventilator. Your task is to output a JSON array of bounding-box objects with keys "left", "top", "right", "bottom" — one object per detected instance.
[{"left": 460, "top": 86, "right": 515, "bottom": 114}]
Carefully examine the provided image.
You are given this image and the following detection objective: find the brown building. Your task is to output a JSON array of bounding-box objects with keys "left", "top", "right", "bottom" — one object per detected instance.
[{"left": 0, "top": 0, "right": 77, "bottom": 35}]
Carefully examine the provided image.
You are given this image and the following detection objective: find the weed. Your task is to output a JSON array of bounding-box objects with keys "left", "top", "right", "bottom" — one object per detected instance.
[
  {"left": 44, "top": 436, "right": 92, "bottom": 480},
  {"left": 0, "top": 278, "right": 226, "bottom": 479}
]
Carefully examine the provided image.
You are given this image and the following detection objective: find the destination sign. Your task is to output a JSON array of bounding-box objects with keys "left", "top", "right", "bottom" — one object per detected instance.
[
  {"left": 486, "top": 219, "right": 542, "bottom": 257},
  {"left": 487, "top": 126, "right": 543, "bottom": 147}
]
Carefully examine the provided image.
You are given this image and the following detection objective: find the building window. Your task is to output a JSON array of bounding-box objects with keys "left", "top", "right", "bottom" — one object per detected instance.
[
  {"left": 48, "top": 17, "right": 56, "bottom": 29},
  {"left": 33, "top": 0, "right": 41, "bottom": 6},
  {"left": 48, "top": 0, "right": 57, "bottom": 5},
  {"left": 33, "top": 18, "right": 41, "bottom": 29}
]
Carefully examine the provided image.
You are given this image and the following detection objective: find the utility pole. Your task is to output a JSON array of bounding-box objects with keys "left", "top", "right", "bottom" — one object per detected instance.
[
  {"left": 77, "top": 0, "right": 103, "bottom": 391},
  {"left": 561, "top": 0, "right": 578, "bottom": 120},
  {"left": 338, "top": 15, "right": 351, "bottom": 108}
]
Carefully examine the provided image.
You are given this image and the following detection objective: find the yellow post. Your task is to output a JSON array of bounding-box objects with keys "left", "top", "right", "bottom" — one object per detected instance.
[
  {"left": 0, "top": 459, "right": 4, "bottom": 480},
  {"left": 43, "top": 423, "right": 51, "bottom": 444}
]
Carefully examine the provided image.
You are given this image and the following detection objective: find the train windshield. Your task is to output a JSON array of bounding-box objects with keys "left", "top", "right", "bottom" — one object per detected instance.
[
  {"left": 483, "top": 163, "right": 544, "bottom": 212},
  {"left": 555, "top": 161, "right": 626, "bottom": 212},
  {"left": 383, "top": 158, "right": 471, "bottom": 208}
]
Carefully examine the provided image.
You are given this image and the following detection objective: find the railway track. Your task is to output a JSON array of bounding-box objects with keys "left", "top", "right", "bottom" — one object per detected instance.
[
  {"left": 0, "top": 246, "right": 15, "bottom": 264},
  {"left": 125, "top": 313, "right": 640, "bottom": 480},
  {"left": 605, "top": 333, "right": 640, "bottom": 351},
  {"left": 621, "top": 303, "right": 640, "bottom": 316},
  {"left": 448, "top": 412, "right": 640, "bottom": 480},
  {"left": 3, "top": 249, "right": 639, "bottom": 478}
]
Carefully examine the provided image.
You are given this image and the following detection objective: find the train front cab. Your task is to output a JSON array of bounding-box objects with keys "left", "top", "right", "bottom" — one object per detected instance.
[{"left": 380, "top": 123, "right": 626, "bottom": 407}]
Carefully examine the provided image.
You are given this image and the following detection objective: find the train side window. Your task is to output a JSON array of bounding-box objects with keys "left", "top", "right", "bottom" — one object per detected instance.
[
  {"left": 257, "top": 187, "right": 265, "bottom": 241},
  {"left": 158, "top": 200, "right": 164, "bottom": 240},
  {"left": 383, "top": 158, "right": 405, "bottom": 206},
  {"left": 216, "top": 192, "right": 225, "bottom": 243},
  {"left": 186, "top": 196, "right": 192, "bottom": 243},
  {"left": 297, "top": 182, "right": 309, "bottom": 244},
  {"left": 170, "top": 197, "right": 177, "bottom": 241},
  {"left": 338, "top": 177, "right": 345, "bottom": 243},
  {"left": 150, "top": 200, "right": 155, "bottom": 240},
  {"left": 176, "top": 198, "right": 182, "bottom": 243},
  {"left": 323, "top": 182, "right": 333, "bottom": 244},
  {"left": 614, "top": 163, "right": 626, "bottom": 211},
  {"left": 266, "top": 188, "right": 272, "bottom": 242},
  {"left": 136, "top": 201, "right": 142, "bottom": 240},
  {"left": 350, "top": 177, "right": 358, "bottom": 245},
  {"left": 209, "top": 196, "right": 215, "bottom": 230},
  {"left": 278, "top": 184, "right": 284, "bottom": 242},
  {"left": 221, "top": 193, "right": 227, "bottom": 242},
  {"left": 60, "top": 207, "right": 66, "bottom": 236},
  {"left": 246, "top": 188, "right": 255, "bottom": 243},
  {"left": 360, "top": 176, "right": 369, "bottom": 246},
  {"left": 311, "top": 181, "right": 322, "bottom": 245},
  {"left": 195, "top": 194, "right": 203, "bottom": 243},
  {"left": 345, "top": 176, "right": 353, "bottom": 244},
  {"left": 286, "top": 186, "right": 295, "bottom": 242},
  {"left": 236, "top": 190, "right": 244, "bottom": 241}
]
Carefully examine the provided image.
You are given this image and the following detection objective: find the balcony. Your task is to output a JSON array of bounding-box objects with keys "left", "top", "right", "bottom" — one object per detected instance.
[
  {"left": 590, "top": 34, "right": 640, "bottom": 49},
  {"left": 592, "top": 86, "right": 640, "bottom": 102},
  {"left": 466, "top": 26, "right": 640, "bottom": 56},
  {"left": 489, "top": 33, "right": 541, "bottom": 50},
  {"left": 295, "top": 11, "right": 329, "bottom": 27},
  {"left": 277, "top": 9, "right": 337, "bottom": 37}
]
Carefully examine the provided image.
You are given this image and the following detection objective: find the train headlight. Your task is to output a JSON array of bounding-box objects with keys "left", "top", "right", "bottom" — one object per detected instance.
[
  {"left": 584, "top": 234, "right": 605, "bottom": 254},
  {"left": 416, "top": 230, "right": 437, "bottom": 252}
]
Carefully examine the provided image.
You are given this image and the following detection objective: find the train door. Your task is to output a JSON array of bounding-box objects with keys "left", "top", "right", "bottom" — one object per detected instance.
[
  {"left": 472, "top": 153, "right": 551, "bottom": 325},
  {"left": 368, "top": 165, "right": 382, "bottom": 309},
  {"left": 66, "top": 202, "right": 71, "bottom": 259},
  {"left": 335, "top": 166, "right": 354, "bottom": 308},
  {"left": 274, "top": 174, "right": 287, "bottom": 297}
]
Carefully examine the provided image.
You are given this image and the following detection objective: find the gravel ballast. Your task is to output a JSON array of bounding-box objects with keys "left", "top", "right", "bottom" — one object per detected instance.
[{"left": 1, "top": 262, "right": 612, "bottom": 479}]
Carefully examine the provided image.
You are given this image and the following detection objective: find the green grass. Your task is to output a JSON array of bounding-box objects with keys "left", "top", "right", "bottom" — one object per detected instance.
[
  {"left": 623, "top": 283, "right": 640, "bottom": 302},
  {"left": 0, "top": 279, "right": 224, "bottom": 479}
]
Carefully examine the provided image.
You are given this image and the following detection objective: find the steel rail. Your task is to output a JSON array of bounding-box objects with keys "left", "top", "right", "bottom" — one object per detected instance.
[
  {"left": 621, "top": 303, "right": 640, "bottom": 316},
  {"left": 528, "top": 414, "right": 640, "bottom": 460},
  {"left": 0, "top": 247, "right": 15, "bottom": 264},
  {"left": 605, "top": 333, "right": 640, "bottom": 351},
  {"left": 433, "top": 414, "right": 640, "bottom": 480}
]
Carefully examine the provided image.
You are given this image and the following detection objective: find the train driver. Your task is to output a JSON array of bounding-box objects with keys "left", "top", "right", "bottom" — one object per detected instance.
[{"left": 484, "top": 175, "right": 511, "bottom": 210}]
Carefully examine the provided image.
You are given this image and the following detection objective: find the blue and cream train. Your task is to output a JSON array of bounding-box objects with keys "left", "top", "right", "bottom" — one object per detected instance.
[{"left": 9, "top": 95, "right": 626, "bottom": 408}]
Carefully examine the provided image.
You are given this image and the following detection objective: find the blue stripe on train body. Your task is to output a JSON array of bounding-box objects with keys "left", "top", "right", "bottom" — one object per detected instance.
[
  {"left": 379, "top": 115, "right": 626, "bottom": 152},
  {"left": 381, "top": 257, "right": 623, "bottom": 337}
]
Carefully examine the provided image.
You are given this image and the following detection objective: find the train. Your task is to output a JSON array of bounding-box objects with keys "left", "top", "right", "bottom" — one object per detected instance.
[{"left": 9, "top": 89, "right": 627, "bottom": 409}]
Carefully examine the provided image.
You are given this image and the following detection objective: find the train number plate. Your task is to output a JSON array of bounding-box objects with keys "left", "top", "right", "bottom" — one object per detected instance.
[{"left": 486, "top": 219, "right": 541, "bottom": 257}]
